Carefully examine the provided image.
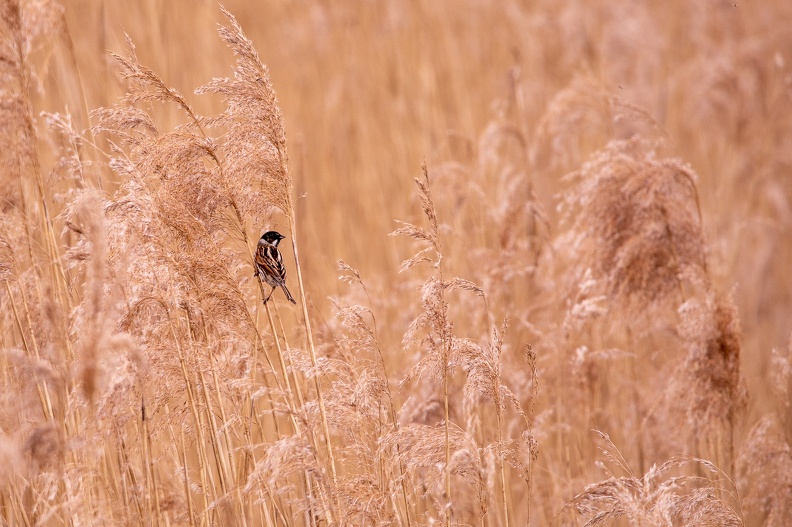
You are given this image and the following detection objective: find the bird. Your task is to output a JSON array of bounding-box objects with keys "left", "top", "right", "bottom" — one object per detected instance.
[{"left": 254, "top": 231, "right": 296, "bottom": 304}]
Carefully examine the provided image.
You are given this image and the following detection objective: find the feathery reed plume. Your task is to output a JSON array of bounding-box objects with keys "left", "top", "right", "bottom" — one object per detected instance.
[
  {"left": 559, "top": 134, "right": 746, "bottom": 473},
  {"left": 197, "top": 6, "right": 290, "bottom": 219},
  {"left": 560, "top": 137, "right": 707, "bottom": 314},
  {"left": 531, "top": 75, "right": 610, "bottom": 174},
  {"left": 393, "top": 163, "right": 535, "bottom": 525},
  {"left": 735, "top": 335, "right": 792, "bottom": 526},
  {"left": 429, "top": 77, "right": 551, "bottom": 311},
  {"left": 567, "top": 431, "right": 742, "bottom": 527},
  {"left": 554, "top": 137, "right": 711, "bottom": 439},
  {"left": 736, "top": 415, "right": 792, "bottom": 527},
  {"left": 392, "top": 163, "right": 457, "bottom": 525},
  {"left": 63, "top": 191, "right": 108, "bottom": 406},
  {"left": 93, "top": 39, "right": 255, "bottom": 338},
  {"left": 62, "top": 187, "right": 144, "bottom": 430},
  {"left": 381, "top": 424, "right": 485, "bottom": 522},
  {"left": 455, "top": 317, "right": 536, "bottom": 527},
  {"left": 677, "top": 291, "right": 745, "bottom": 461}
]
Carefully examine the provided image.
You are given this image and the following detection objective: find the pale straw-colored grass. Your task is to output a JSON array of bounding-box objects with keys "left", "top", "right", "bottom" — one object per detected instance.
[{"left": 2, "top": 1, "right": 792, "bottom": 525}]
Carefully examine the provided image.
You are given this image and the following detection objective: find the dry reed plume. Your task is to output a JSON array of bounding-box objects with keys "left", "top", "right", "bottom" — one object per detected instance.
[{"left": 1, "top": 0, "right": 791, "bottom": 526}]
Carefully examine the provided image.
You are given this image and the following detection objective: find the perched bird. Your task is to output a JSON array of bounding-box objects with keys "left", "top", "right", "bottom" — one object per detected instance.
[{"left": 255, "top": 231, "right": 296, "bottom": 304}]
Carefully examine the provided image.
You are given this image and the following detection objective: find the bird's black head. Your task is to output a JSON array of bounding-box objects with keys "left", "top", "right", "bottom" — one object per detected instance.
[{"left": 261, "top": 231, "right": 285, "bottom": 246}]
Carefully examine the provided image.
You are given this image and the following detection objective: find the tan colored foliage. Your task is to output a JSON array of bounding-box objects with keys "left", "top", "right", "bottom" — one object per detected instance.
[{"left": 1, "top": 0, "right": 791, "bottom": 525}]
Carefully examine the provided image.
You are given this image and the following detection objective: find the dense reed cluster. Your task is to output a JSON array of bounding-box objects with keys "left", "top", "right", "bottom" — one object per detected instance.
[{"left": 1, "top": 0, "right": 791, "bottom": 525}]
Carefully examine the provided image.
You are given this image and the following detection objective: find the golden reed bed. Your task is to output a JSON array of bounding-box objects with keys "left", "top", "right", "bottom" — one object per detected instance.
[{"left": 1, "top": 1, "right": 791, "bottom": 525}]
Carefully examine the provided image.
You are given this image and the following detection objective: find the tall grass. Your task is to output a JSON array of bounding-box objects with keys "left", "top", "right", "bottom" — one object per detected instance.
[{"left": 1, "top": 0, "right": 792, "bottom": 525}]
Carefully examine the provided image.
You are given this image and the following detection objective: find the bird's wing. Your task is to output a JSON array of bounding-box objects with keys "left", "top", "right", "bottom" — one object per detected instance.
[{"left": 256, "top": 243, "right": 287, "bottom": 282}]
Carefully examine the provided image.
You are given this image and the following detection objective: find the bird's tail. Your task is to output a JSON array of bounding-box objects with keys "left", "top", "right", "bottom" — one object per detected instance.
[{"left": 281, "top": 284, "right": 297, "bottom": 304}]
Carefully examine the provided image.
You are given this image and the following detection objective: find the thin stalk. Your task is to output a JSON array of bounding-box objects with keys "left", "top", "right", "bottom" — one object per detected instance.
[
  {"left": 262, "top": 300, "right": 300, "bottom": 422},
  {"left": 12, "top": 474, "right": 33, "bottom": 527},
  {"left": 497, "top": 409, "right": 510, "bottom": 527},
  {"left": 5, "top": 280, "right": 54, "bottom": 421},
  {"left": 443, "top": 341, "right": 451, "bottom": 527},
  {"left": 435, "top": 265, "right": 451, "bottom": 526},
  {"left": 436, "top": 230, "right": 451, "bottom": 526},
  {"left": 141, "top": 399, "right": 158, "bottom": 526},
  {"left": 207, "top": 355, "right": 249, "bottom": 527},
  {"left": 249, "top": 309, "right": 282, "bottom": 441},
  {"left": 178, "top": 424, "right": 197, "bottom": 526},
  {"left": 287, "top": 210, "right": 339, "bottom": 496},
  {"left": 167, "top": 311, "right": 215, "bottom": 519},
  {"left": 197, "top": 368, "right": 229, "bottom": 496},
  {"left": 116, "top": 438, "right": 137, "bottom": 522},
  {"left": 269, "top": 301, "right": 308, "bottom": 413},
  {"left": 259, "top": 488, "right": 276, "bottom": 527},
  {"left": 269, "top": 121, "right": 339, "bottom": 489}
]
